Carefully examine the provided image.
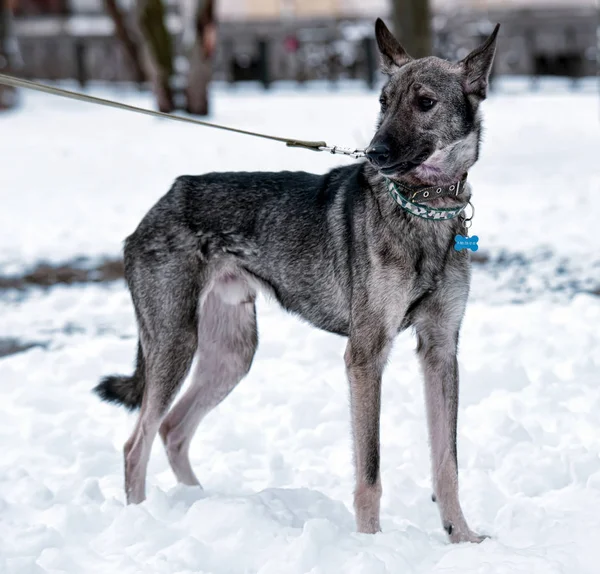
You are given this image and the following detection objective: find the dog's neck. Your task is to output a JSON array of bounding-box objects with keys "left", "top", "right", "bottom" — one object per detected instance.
[{"left": 365, "top": 162, "right": 471, "bottom": 216}]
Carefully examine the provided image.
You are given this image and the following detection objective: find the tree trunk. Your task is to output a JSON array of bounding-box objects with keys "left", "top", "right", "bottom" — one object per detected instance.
[
  {"left": 185, "top": 0, "right": 215, "bottom": 116},
  {"left": 136, "top": 0, "right": 174, "bottom": 112},
  {"left": 392, "top": 0, "right": 432, "bottom": 59},
  {"left": 0, "top": 0, "right": 16, "bottom": 110},
  {"left": 105, "top": 0, "right": 146, "bottom": 86}
]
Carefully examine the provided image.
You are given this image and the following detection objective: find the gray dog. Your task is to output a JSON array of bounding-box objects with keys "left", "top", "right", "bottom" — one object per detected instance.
[{"left": 95, "top": 18, "right": 499, "bottom": 543}]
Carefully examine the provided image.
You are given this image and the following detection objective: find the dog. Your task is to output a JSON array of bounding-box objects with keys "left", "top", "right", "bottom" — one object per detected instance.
[{"left": 94, "top": 18, "right": 499, "bottom": 543}]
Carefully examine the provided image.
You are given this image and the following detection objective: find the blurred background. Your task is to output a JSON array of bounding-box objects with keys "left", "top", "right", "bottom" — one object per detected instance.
[{"left": 0, "top": 0, "right": 597, "bottom": 113}]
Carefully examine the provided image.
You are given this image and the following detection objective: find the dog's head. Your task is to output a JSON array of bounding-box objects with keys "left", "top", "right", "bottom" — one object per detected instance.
[{"left": 366, "top": 18, "right": 499, "bottom": 185}]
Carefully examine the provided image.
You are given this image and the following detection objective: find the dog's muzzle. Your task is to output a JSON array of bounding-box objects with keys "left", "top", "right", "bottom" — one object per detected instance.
[{"left": 365, "top": 144, "right": 390, "bottom": 167}]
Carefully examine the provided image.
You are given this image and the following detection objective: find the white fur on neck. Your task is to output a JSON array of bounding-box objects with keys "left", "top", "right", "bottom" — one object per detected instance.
[{"left": 413, "top": 131, "right": 479, "bottom": 185}]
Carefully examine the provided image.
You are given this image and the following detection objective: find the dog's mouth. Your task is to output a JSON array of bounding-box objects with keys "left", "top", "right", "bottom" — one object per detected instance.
[
  {"left": 378, "top": 150, "right": 432, "bottom": 177},
  {"left": 379, "top": 161, "right": 419, "bottom": 176}
]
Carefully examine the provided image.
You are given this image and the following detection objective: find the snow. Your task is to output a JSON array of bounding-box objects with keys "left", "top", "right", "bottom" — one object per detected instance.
[{"left": 1, "top": 79, "right": 600, "bottom": 573}]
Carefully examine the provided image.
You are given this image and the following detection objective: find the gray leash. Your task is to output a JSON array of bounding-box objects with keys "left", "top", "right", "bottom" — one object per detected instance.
[{"left": 0, "top": 73, "right": 366, "bottom": 159}]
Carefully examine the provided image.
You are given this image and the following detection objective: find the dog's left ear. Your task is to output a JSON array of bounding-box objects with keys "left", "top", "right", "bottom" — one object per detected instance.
[{"left": 459, "top": 24, "right": 500, "bottom": 100}]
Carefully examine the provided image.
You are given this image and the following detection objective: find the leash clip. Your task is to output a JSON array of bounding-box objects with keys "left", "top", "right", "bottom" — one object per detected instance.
[{"left": 319, "top": 145, "right": 366, "bottom": 159}]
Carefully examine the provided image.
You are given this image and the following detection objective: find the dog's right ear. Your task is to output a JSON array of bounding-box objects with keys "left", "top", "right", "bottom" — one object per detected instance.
[{"left": 375, "top": 18, "right": 412, "bottom": 74}]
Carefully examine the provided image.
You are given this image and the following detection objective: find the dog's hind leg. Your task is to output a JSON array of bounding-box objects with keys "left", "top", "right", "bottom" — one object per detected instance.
[
  {"left": 123, "top": 258, "right": 200, "bottom": 504},
  {"left": 123, "top": 332, "right": 198, "bottom": 503},
  {"left": 159, "top": 282, "right": 258, "bottom": 487}
]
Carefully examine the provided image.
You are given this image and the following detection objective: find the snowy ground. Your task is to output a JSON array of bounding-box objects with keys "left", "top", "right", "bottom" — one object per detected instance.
[{"left": 1, "top": 80, "right": 599, "bottom": 573}]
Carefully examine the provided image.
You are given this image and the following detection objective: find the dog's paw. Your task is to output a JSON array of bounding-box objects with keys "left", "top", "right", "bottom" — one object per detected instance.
[
  {"left": 463, "top": 532, "right": 489, "bottom": 544},
  {"left": 448, "top": 527, "right": 490, "bottom": 544}
]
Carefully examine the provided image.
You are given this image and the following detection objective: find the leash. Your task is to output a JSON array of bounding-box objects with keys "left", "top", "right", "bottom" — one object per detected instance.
[{"left": 0, "top": 73, "right": 366, "bottom": 159}]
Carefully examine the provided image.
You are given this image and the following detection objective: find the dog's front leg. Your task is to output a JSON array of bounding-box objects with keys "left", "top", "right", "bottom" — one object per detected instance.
[
  {"left": 416, "top": 324, "right": 486, "bottom": 544},
  {"left": 345, "top": 330, "right": 391, "bottom": 534}
]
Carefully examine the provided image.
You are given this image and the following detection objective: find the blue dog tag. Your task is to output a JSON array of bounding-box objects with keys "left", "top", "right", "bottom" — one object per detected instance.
[{"left": 454, "top": 235, "right": 479, "bottom": 252}]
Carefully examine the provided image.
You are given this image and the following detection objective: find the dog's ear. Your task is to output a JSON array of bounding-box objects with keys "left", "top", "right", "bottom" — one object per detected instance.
[
  {"left": 459, "top": 23, "right": 500, "bottom": 100},
  {"left": 375, "top": 17, "right": 411, "bottom": 74}
]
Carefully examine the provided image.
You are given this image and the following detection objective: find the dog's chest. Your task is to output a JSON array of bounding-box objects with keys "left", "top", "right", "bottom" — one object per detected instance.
[
  {"left": 375, "top": 246, "right": 446, "bottom": 291},
  {"left": 368, "top": 224, "right": 462, "bottom": 318}
]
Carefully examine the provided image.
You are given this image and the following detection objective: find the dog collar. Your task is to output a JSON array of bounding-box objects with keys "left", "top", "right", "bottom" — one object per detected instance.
[
  {"left": 396, "top": 173, "right": 468, "bottom": 203},
  {"left": 385, "top": 175, "right": 468, "bottom": 221}
]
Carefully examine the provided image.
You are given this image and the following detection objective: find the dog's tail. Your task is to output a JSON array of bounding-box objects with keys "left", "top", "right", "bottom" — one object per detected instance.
[{"left": 93, "top": 341, "right": 145, "bottom": 410}]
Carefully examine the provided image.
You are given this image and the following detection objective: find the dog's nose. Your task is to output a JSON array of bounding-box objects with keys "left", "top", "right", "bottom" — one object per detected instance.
[{"left": 365, "top": 143, "right": 390, "bottom": 167}]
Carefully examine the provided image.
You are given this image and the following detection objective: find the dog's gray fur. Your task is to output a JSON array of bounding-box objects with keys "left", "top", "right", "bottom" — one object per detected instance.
[{"left": 94, "top": 18, "right": 499, "bottom": 543}]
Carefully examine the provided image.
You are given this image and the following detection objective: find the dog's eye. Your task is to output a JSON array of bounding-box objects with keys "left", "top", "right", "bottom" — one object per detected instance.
[
  {"left": 379, "top": 97, "right": 388, "bottom": 113},
  {"left": 417, "top": 97, "right": 436, "bottom": 111}
]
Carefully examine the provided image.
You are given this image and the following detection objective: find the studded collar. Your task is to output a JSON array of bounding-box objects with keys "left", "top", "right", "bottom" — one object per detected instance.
[
  {"left": 385, "top": 174, "right": 469, "bottom": 221},
  {"left": 393, "top": 173, "right": 468, "bottom": 203}
]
